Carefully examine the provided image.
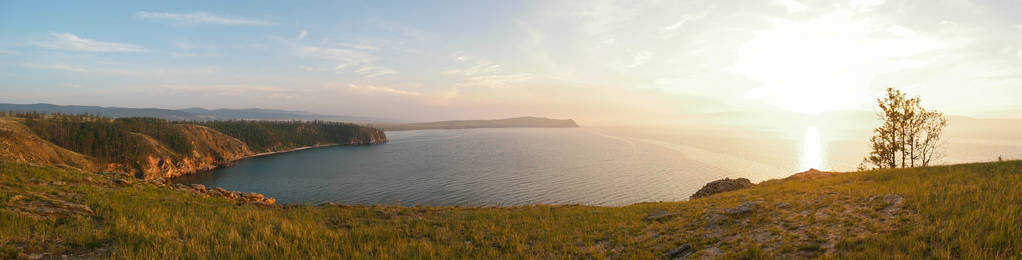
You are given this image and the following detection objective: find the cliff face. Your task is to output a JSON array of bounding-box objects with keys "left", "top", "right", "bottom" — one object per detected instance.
[
  {"left": 103, "top": 125, "right": 254, "bottom": 180},
  {"left": 350, "top": 128, "right": 388, "bottom": 145}
]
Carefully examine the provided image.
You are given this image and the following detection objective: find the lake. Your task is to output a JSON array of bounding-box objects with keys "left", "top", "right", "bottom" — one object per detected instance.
[
  {"left": 174, "top": 128, "right": 792, "bottom": 206},
  {"left": 174, "top": 127, "right": 1021, "bottom": 206}
]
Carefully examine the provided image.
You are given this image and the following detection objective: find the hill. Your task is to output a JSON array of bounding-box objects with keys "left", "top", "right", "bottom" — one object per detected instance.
[
  {"left": 2, "top": 160, "right": 1018, "bottom": 258},
  {"left": 0, "top": 114, "right": 387, "bottom": 179},
  {"left": 0, "top": 103, "right": 389, "bottom": 122},
  {"left": 378, "top": 116, "right": 580, "bottom": 131}
]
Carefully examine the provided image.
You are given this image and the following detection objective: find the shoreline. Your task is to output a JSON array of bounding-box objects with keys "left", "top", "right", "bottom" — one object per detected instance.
[
  {"left": 246, "top": 143, "right": 342, "bottom": 159},
  {"left": 169, "top": 142, "right": 381, "bottom": 182}
]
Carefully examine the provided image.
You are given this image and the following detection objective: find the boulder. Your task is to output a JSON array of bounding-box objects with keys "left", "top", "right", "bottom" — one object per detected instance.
[
  {"left": 112, "top": 178, "right": 132, "bottom": 186},
  {"left": 690, "top": 178, "right": 753, "bottom": 199},
  {"left": 722, "top": 201, "right": 760, "bottom": 216},
  {"left": 644, "top": 210, "right": 682, "bottom": 221},
  {"left": 188, "top": 184, "right": 207, "bottom": 192},
  {"left": 665, "top": 244, "right": 694, "bottom": 259}
]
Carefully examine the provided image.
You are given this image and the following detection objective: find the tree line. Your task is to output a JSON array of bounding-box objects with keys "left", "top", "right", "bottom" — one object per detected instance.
[{"left": 195, "top": 120, "right": 385, "bottom": 153}]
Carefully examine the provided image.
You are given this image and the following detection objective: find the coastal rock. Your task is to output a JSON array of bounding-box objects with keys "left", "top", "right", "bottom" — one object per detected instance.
[
  {"left": 188, "top": 184, "right": 207, "bottom": 192},
  {"left": 722, "top": 201, "right": 760, "bottom": 216},
  {"left": 690, "top": 178, "right": 754, "bottom": 199}
]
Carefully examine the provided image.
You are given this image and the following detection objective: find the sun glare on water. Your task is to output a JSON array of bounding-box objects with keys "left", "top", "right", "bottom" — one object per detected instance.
[{"left": 800, "top": 126, "right": 824, "bottom": 171}]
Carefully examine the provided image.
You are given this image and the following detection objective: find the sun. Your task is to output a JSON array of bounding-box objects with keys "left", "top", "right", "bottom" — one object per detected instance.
[{"left": 732, "top": 11, "right": 940, "bottom": 114}]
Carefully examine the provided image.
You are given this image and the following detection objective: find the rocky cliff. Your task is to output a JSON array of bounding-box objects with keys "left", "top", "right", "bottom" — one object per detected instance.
[{"left": 102, "top": 124, "right": 254, "bottom": 180}]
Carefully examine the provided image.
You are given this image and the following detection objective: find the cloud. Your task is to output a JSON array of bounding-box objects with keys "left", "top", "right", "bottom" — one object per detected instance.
[
  {"left": 354, "top": 66, "right": 396, "bottom": 78},
  {"left": 23, "top": 63, "right": 219, "bottom": 77},
  {"left": 298, "top": 29, "right": 308, "bottom": 40},
  {"left": 347, "top": 84, "right": 420, "bottom": 96},
  {"left": 135, "top": 11, "right": 273, "bottom": 26},
  {"left": 444, "top": 55, "right": 531, "bottom": 88},
  {"left": 159, "top": 84, "right": 306, "bottom": 98},
  {"left": 36, "top": 32, "right": 145, "bottom": 52},
  {"left": 22, "top": 63, "right": 90, "bottom": 72},
  {"left": 773, "top": 0, "right": 808, "bottom": 13},
  {"left": 292, "top": 43, "right": 374, "bottom": 70}
]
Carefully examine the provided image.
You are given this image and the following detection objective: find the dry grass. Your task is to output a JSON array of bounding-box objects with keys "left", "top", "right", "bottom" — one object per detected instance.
[{"left": 1, "top": 160, "right": 1020, "bottom": 258}]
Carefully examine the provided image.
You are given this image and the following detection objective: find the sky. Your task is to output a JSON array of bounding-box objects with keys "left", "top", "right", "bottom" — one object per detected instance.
[{"left": 1, "top": 0, "right": 1021, "bottom": 123}]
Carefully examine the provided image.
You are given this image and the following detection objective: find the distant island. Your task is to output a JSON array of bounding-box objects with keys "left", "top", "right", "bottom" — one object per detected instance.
[{"left": 376, "top": 116, "right": 580, "bottom": 131}]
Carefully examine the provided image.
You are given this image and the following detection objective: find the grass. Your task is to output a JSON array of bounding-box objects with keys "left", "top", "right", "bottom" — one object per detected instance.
[{"left": 1, "top": 160, "right": 1021, "bottom": 258}]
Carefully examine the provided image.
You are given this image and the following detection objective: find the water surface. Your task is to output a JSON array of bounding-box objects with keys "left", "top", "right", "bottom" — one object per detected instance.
[{"left": 175, "top": 128, "right": 746, "bottom": 206}]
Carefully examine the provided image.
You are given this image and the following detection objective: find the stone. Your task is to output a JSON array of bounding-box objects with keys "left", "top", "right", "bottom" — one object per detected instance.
[
  {"left": 665, "top": 244, "right": 694, "bottom": 259},
  {"left": 690, "top": 178, "right": 754, "bottom": 199},
  {"left": 644, "top": 210, "right": 682, "bottom": 221},
  {"left": 243, "top": 193, "right": 264, "bottom": 201},
  {"left": 189, "top": 184, "right": 207, "bottom": 192},
  {"left": 722, "top": 201, "right": 759, "bottom": 216},
  {"left": 112, "top": 178, "right": 131, "bottom": 186},
  {"left": 882, "top": 194, "right": 904, "bottom": 207},
  {"left": 705, "top": 212, "right": 727, "bottom": 226},
  {"left": 8, "top": 194, "right": 26, "bottom": 203},
  {"left": 775, "top": 202, "right": 792, "bottom": 209}
]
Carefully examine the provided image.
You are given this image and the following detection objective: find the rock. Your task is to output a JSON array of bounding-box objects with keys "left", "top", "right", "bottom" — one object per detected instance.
[
  {"left": 665, "top": 244, "right": 694, "bottom": 259},
  {"left": 722, "top": 201, "right": 760, "bottom": 216},
  {"left": 9, "top": 194, "right": 26, "bottom": 203},
  {"left": 243, "top": 193, "right": 264, "bottom": 202},
  {"left": 112, "top": 178, "right": 131, "bottom": 186},
  {"left": 264, "top": 198, "right": 276, "bottom": 205},
  {"left": 705, "top": 212, "right": 727, "bottom": 226},
  {"left": 189, "top": 184, "right": 207, "bottom": 192},
  {"left": 18, "top": 252, "right": 45, "bottom": 260},
  {"left": 775, "top": 202, "right": 792, "bottom": 209},
  {"left": 51, "top": 181, "right": 66, "bottom": 186},
  {"left": 880, "top": 194, "right": 905, "bottom": 214},
  {"left": 60, "top": 202, "right": 94, "bottom": 215},
  {"left": 644, "top": 210, "right": 682, "bottom": 221},
  {"left": 882, "top": 194, "right": 904, "bottom": 207},
  {"left": 690, "top": 178, "right": 753, "bottom": 199},
  {"left": 172, "top": 183, "right": 190, "bottom": 190}
]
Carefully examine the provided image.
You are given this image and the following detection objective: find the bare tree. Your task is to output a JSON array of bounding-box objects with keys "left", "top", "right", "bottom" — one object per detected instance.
[{"left": 860, "top": 88, "right": 947, "bottom": 170}]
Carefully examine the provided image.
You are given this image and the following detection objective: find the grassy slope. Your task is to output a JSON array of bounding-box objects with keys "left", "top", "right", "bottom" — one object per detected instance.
[{"left": 1, "top": 160, "right": 1020, "bottom": 259}]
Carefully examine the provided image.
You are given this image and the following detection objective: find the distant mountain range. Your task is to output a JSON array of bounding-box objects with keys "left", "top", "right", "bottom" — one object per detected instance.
[{"left": 0, "top": 103, "right": 391, "bottom": 123}]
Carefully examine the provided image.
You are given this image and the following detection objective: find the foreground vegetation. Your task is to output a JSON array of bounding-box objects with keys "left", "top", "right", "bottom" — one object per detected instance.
[{"left": 2, "top": 160, "right": 1020, "bottom": 258}]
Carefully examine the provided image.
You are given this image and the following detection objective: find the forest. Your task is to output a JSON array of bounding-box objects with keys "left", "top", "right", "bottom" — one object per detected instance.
[{"left": 195, "top": 120, "right": 386, "bottom": 153}]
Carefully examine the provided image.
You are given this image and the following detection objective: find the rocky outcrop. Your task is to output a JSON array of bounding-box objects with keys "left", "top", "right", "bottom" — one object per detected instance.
[
  {"left": 171, "top": 183, "right": 277, "bottom": 205},
  {"left": 690, "top": 178, "right": 754, "bottom": 199},
  {"left": 103, "top": 124, "right": 253, "bottom": 180}
]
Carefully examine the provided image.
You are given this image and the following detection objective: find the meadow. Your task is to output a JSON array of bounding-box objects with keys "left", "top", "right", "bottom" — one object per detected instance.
[{"left": 2, "top": 160, "right": 1020, "bottom": 258}]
